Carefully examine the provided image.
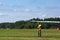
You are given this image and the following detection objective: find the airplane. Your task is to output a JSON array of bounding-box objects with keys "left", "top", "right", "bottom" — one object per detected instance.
[
  {"left": 31, "top": 20, "right": 60, "bottom": 29},
  {"left": 31, "top": 21, "right": 60, "bottom": 23}
]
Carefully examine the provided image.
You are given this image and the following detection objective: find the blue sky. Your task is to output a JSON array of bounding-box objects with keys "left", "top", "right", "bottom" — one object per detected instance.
[{"left": 0, "top": 0, "right": 60, "bottom": 23}]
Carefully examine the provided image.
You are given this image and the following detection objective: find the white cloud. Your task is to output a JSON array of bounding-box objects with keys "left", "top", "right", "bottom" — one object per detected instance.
[
  {"left": 13, "top": 9, "right": 17, "bottom": 12},
  {"left": 58, "top": 16, "right": 60, "bottom": 17},
  {"left": 38, "top": 11, "right": 48, "bottom": 18},
  {"left": 41, "top": 14, "right": 47, "bottom": 18},
  {"left": 25, "top": 9, "right": 31, "bottom": 12},
  {"left": 0, "top": 2, "right": 2, "bottom": 5},
  {"left": 0, "top": 13, "right": 8, "bottom": 16},
  {"left": 0, "top": 2, "right": 4, "bottom": 6},
  {"left": 0, "top": 13, "right": 3, "bottom": 16},
  {"left": 12, "top": 8, "right": 32, "bottom": 13}
]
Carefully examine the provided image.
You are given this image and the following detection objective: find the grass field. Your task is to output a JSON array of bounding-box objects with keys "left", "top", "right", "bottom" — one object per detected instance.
[{"left": 0, "top": 29, "right": 60, "bottom": 40}]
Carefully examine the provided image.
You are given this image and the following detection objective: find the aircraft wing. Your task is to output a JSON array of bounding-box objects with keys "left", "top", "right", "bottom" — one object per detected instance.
[{"left": 31, "top": 21, "right": 60, "bottom": 23}]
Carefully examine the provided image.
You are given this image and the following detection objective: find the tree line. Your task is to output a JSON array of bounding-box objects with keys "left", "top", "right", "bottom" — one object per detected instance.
[{"left": 0, "top": 17, "right": 60, "bottom": 29}]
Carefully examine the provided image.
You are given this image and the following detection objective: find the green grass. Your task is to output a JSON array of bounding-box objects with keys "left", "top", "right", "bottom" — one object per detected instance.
[{"left": 0, "top": 29, "right": 60, "bottom": 40}]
